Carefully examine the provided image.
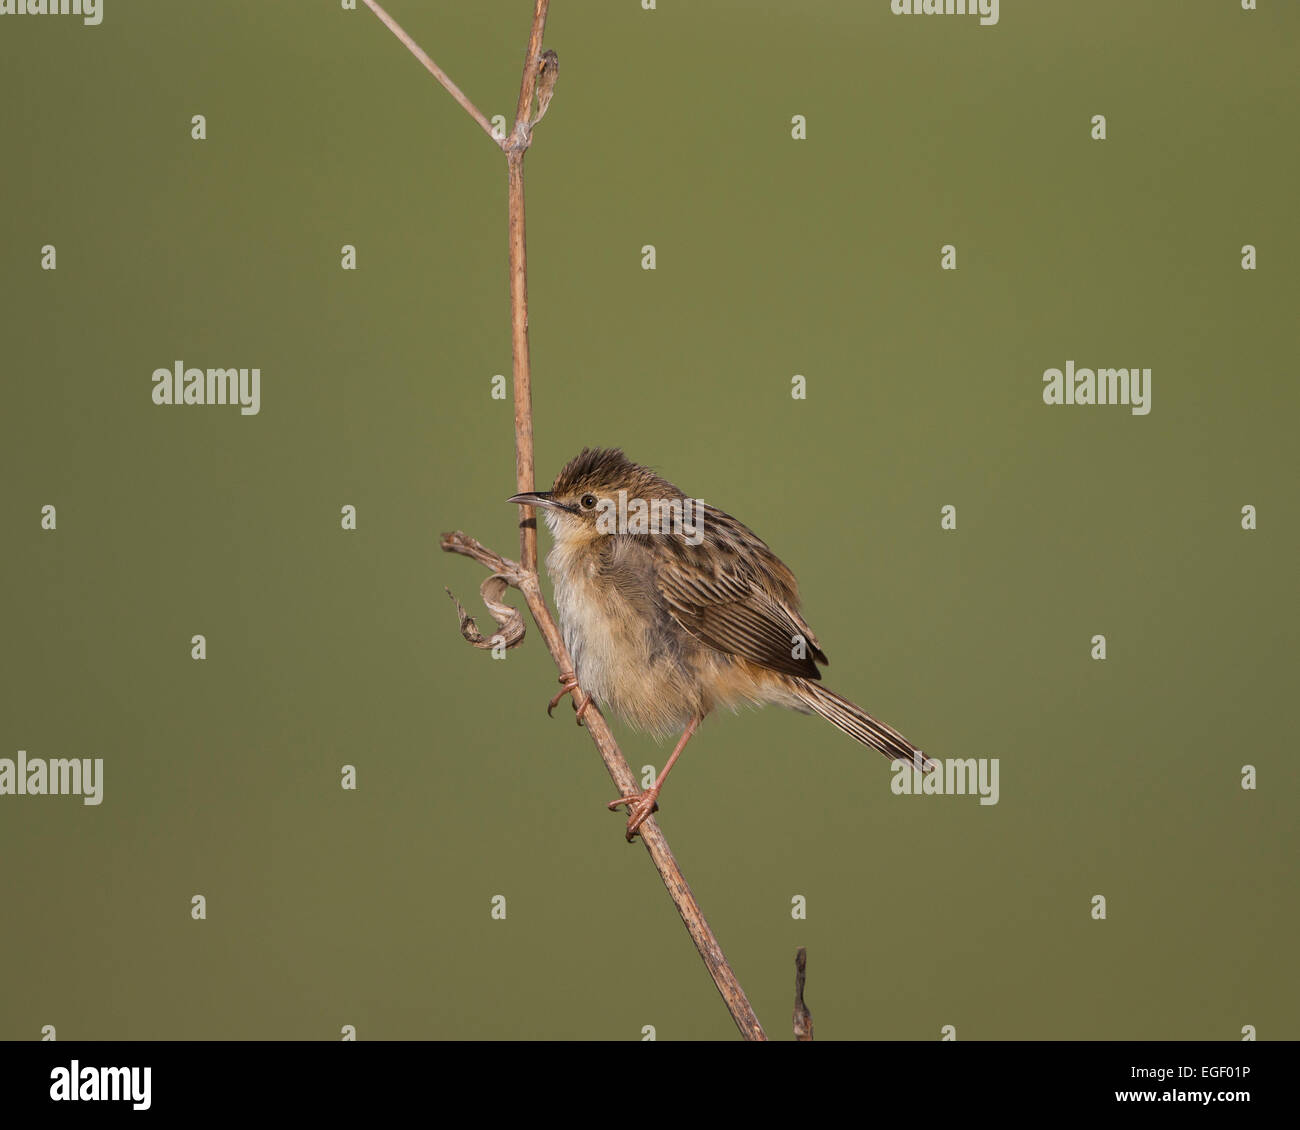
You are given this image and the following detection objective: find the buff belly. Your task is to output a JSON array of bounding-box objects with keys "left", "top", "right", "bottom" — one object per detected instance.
[{"left": 549, "top": 545, "right": 797, "bottom": 737}]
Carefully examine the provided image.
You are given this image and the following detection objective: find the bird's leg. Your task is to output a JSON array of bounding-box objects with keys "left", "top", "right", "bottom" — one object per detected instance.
[
  {"left": 547, "top": 672, "right": 592, "bottom": 725},
  {"left": 608, "top": 715, "right": 701, "bottom": 842}
]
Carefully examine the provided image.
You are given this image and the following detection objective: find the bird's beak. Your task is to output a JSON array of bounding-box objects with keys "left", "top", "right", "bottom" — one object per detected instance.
[{"left": 506, "top": 491, "right": 573, "bottom": 513}]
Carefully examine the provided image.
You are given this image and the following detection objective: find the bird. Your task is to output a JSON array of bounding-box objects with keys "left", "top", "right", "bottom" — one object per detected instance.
[{"left": 508, "top": 448, "right": 933, "bottom": 841}]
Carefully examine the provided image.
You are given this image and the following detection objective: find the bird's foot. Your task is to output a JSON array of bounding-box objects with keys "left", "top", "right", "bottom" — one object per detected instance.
[
  {"left": 607, "top": 787, "right": 660, "bottom": 842},
  {"left": 547, "top": 673, "right": 577, "bottom": 716},
  {"left": 547, "top": 673, "right": 592, "bottom": 725}
]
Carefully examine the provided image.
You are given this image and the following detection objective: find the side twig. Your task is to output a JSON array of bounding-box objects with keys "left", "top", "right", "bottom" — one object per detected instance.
[{"left": 361, "top": 0, "right": 505, "bottom": 150}]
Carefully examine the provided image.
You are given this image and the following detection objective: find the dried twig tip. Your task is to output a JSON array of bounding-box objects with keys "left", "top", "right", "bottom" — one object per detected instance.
[
  {"left": 445, "top": 576, "right": 526, "bottom": 651},
  {"left": 793, "top": 947, "right": 814, "bottom": 1041}
]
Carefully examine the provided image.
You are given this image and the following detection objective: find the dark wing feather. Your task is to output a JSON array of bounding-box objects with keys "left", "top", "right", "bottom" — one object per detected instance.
[{"left": 654, "top": 506, "right": 827, "bottom": 680}]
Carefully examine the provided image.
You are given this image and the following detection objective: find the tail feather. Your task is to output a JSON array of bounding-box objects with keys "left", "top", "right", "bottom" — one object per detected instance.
[{"left": 793, "top": 679, "right": 934, "bottom": 772}]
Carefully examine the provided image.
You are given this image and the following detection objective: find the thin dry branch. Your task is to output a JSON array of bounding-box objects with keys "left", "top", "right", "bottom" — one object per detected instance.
[
  {"left": 366, "top": 1, "right": 766, "bottom": 1042},
  {"left": 504, "top": 0, "right": 552, "bottom": 574},
  {"left": 361, "top": 0, "right": 505, "bottom": 151}
]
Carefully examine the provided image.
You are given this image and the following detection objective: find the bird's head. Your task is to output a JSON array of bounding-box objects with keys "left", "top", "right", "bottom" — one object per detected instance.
[{"left": 508, "top": 447, "right": 695, "bottom": 550}]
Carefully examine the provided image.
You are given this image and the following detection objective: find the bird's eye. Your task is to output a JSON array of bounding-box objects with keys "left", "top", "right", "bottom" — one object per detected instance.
[{"left": 580, "top": 493, "right": 598, "bottom": 510}]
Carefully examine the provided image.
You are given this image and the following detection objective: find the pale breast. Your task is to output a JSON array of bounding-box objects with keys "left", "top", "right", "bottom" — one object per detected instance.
[{"left": 548, "top": 540, "right": 698, "bottom": 737}]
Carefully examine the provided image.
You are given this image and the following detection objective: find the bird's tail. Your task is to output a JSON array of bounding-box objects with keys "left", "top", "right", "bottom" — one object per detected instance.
[{"left": 791, "top": 679, "right": 935, "bottom": 772}]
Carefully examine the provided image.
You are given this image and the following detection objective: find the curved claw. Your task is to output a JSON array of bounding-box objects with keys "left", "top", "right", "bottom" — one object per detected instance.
[
  {"left": 548, "top": 674, "right": 580, "bottom": 718},
  {"left": 574, "top": 694, "right": 593, "bottom": 726},
  {"left": 608, "top": 790, "right": 661, "bottom": 841}
]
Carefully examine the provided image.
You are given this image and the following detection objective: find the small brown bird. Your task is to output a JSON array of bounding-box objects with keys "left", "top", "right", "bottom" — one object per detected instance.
[{"left": 509, "top": 448, "right": 933, "bottom": 841}]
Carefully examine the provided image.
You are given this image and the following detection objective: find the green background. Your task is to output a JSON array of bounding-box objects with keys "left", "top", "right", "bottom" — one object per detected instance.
[{"left": 1, "top": 0, "right": 1295, "bottom": 1041}]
